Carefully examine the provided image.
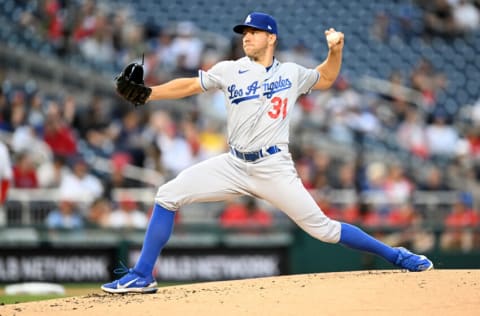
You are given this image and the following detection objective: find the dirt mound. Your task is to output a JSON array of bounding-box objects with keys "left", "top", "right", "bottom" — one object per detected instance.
[{"left": 2, "top": 270, "right": 479, "bottom": 316}]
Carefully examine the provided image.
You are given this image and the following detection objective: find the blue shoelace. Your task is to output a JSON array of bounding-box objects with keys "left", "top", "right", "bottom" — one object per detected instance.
[{"left": 113, "top": 261, "right": 132, "bottom": 275}]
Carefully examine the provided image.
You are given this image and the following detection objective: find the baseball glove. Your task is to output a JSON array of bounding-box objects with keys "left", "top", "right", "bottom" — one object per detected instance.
[{"left": 115, "top": 62, "right": 152, "bottom": 107}]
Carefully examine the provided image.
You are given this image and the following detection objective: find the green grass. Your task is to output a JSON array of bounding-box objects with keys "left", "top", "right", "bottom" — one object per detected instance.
[
  {"left": 0, "top": 282, "right": 188, "bottom": 305},
  {"left": 0, "top": 294, "right": 64, "bottom": 304},
  {"left": 0, "top": 283, "right": 101, "bottom": 305}
]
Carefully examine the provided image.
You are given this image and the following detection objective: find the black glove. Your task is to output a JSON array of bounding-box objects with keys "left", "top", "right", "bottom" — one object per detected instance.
[{"left": 115, "top": 62, "right": 152, "bottom": 107}]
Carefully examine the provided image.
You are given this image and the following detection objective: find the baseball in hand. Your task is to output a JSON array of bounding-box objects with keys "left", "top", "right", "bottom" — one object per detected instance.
[{"left": 327, "top": 32, "right": 341, "bottom": 45}]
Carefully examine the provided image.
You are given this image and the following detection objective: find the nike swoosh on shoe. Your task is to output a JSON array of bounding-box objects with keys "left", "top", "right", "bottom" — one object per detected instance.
[{"left": 116, "top": 277, "right": 139, "bottom": 289}]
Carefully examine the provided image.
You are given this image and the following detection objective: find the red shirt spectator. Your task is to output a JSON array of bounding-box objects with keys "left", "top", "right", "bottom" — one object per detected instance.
[
  {"left": 315, "top": 192, "right": 342, "bottom": 220},
  {"left": 44, "top": 0, "right": 63, "bottom": 41},
  {"left": 445, "top": 207, "right": 480, "bottom": 227},
  {"left": 12, "top": 152, "right": 38, "bottom": 188},
  {"left": 387, "top": 203, "right": 416, "bottom": 227},
  {"left": 342, "top": 203, "right": 361, "bottom": 224},
  {"left": 43, "top": 112, "right": 77, "bottom": 158},
  {"left": 72, "top": 0, "right": 97, "bottom": 41},
  {"left": 220, "top": 198, "right": 272, "bottom": 228},
  {"left": 441, "top": 193, "right": 479, "bottom": 250},
  {"left": 445, "top": 193, "right": 479, "bottom": 227}
]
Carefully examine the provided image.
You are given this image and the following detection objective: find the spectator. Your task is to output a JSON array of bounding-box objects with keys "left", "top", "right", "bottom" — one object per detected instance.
[
  {"left": 26, "top": 91, "right": 46, "bottom": 131},
  {"left": 331, "top": 161, "right": 357, "bottom": 190},
  {"left": 196, "top": 120, "right": 228, "bottom": 160},
  {"left": 85, "top": 197, "right": 113, "bottom": 228},
  {"left": 79, "top": 14, "right": 115, "bottom": 64},
  {"left": 71, "top": 95, "right": 113, "bottom": 159},
  {"left": 103, "top": 152, "right": 140, "bottom": 200},
  {"left": 396, "top": 107, "right": 429, "bottom": 158},
  {"left": 342, "top": 202, "right": 362, "bottom": 224},
  {"left": 363, "top": 161, "right": 389, "bottom": 213},
  {"left": 371, "top": 11, "right": 391, "bottom": 42},
  {"left": 220, "top": 197, "right": 272, "bottom": 228},
  {"left": 109, "top": 8, "right": 128, "bottom": 55},
  {"left": 43, "top": 101, "right": 77, "bottom": 158},
  {"left": 75, "top": 93, "right": 115, "bottom": 155},
  {"left": 0, "top": 141, "right": 13, "bottom": 226},
  {"left": 11, "top": 125, "right": 52, "bottom": 165},
  {"left": 359, "top": 202, "right": 384, "bottom": 228},
  {"left": 8, "top": 90, "right": 28, "bottom": 131},
  {"left": 148, "top": 26, "right": 176, "bottom": 75},
  {"left": 61, "top": 95, "right": 77, "bottom": 126},
  {"left": 441, "top": 192, "right": 480, "bottom": 251},
  {"left": 170, "top": 21, "right": 204, "bottom": 76},
  {"left": 58, "top": 156, "right": 104, "bottom": 208},
  {"left": 149, "top": 111, "right": 194, "bottom": 178},
  {"left": 472, "top": 97, "right": 480, "bottom": 127},
  {"left": 0, "top": 87, "right": 9, "bottom": 131},
  {"left": 72, "top": 0, "right": 97, "bottom": 41},
  {"left": 296, "top": 160, "right": 315, "bottom": 190},
  {"left": 12, "top": 151, "right": 38, "bottom": 188},
  {"left": 311, "top": 150, "right": 335, "bottom": 185},
  {"left": 452, "top": 0, "right": 480, "bottom": 32},
  {"left": 314, "top": 190, "right": 342, "bottom": 220},
  {"left": 387, "top": 202, "right": 418, "bottom": 227},
  {"left": 84, "top": 128, "right": 115, "bottom": 158},
  {"left": 324, "top": 76, "right": 363, "bottom": 144},
  {"left": 109, "top": 110, "right": 147, "bottom": 167},
  {"left": 364, "top": 161, "right": 387, "bottom": 192},
  {"left": 42, "top": 0, "right": 63, "bottom": 43},
  {"left": 107, "top": 197, "right": 148, "bottom": 229},
  {"left": 419, "top": 166, "right": 450, "bottom": 191},
  {"left": 195, "top": 52, "right": 228, "bottom": 127},
  {"left": 36, "top": 154, "right": 69, "bottom": 188},
  {"left": 384, "top": 202, "right": 428, "bottom": 251},
  {"left": 346, "top": 102, "right": 382, "bottom": 143},
  {"left": 45, "top": 195, "right": 84, "bottom": 229},
  {"left": 410, "top": 58, "right": 447, "bottom": 109},
  {"left": 73, "top": 95, "right": 111, "bottom": 139},
  {"left": 425, "top": 111, "right": 459, "bottom": 157},
  {"left": 422, "top": 0, "right": 458, "bottom": 38},
  {"left": 465, "top": 126, "right": 480, "bottom": 160},
  {"left": 383, "top": 163, "right": 414, "bottom": 205},
  {"left": 383, "top": 71, "right": 410, "bottom": 126},
  {"left": 181, "top": 118, "right": 203, "bottom": 162}
]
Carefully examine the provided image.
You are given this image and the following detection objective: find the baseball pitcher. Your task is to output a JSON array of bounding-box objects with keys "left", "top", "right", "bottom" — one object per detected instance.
[{"left": 103, "top": 12, "right": 433, "bottom": 294}]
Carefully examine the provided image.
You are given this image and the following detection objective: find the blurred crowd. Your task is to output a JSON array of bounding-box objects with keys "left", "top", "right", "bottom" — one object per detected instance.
[
  {"left": 0, "top": 0, "right": 479, "bottom": 251},
  {"left": 372, "top": 0, "right": 480, "bottom": 42}
]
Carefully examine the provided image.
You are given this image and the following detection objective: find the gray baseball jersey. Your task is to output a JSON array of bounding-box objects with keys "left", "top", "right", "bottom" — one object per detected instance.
[
  {"left": 155, "top": 57, "right": 341, "bottom": 243},
  {"left": 199, "top": 56, "right": 319, "bottom": 151}
]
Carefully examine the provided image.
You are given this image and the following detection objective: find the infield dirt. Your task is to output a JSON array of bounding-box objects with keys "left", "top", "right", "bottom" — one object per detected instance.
[{"left": 1, "top": 269, "right": 479, "bottom": 316}]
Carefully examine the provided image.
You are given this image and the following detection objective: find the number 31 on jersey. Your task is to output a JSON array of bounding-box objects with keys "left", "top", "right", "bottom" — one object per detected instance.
[{"left": 268, "top": 97, "right": 288, "bottom": 119}]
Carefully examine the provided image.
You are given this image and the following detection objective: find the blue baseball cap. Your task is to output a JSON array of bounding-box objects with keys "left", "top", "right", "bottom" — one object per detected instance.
[{"left": 233, "top": 12, "right": 278, "bottom": 35}]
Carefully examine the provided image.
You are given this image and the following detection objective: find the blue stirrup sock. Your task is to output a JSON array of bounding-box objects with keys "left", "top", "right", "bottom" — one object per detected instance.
[
  {"left": 339, "top": 222, "right": 398, "bottom": 264},
  {"left": 133, "top": 203, "right": 176, "bottom": 277}
]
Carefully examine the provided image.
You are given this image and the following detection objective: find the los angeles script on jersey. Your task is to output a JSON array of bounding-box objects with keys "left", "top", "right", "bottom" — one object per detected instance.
[{"left": 228, "top": 76, "right": 292, "bottom": 104}]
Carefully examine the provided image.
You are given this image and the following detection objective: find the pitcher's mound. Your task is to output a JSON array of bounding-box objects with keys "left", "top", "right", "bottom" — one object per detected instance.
[{"left": 3, "top": 270, "right": 479, "bottom": 316}]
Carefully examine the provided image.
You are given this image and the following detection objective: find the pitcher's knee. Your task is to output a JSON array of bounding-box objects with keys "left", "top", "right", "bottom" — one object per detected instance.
[
  {"left": 154, "top": 185, "right": 181, "bottom": 211},
  {"left": 295, "top": 213, "right": 341, "bottom": 243}
]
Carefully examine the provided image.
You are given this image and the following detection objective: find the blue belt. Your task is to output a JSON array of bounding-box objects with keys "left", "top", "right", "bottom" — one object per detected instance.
[{"left": 230, "top": 145, "right": 281, "bottom": 162}]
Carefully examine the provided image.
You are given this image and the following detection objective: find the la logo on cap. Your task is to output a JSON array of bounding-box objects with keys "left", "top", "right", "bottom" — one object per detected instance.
[{"left": 245, "top": 15, "right": 251, "bottom": 23}]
